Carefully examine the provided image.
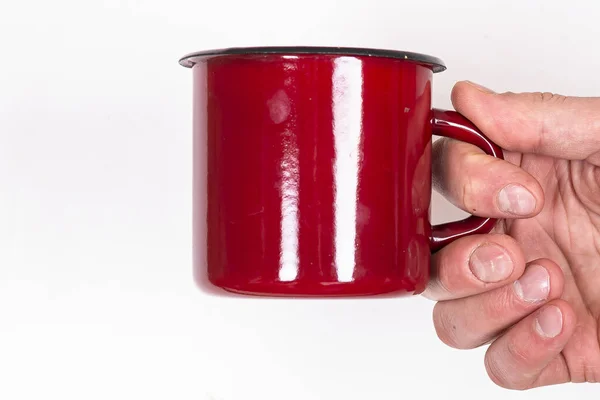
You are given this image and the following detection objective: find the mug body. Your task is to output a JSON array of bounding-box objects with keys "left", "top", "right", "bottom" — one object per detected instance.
[{"left": 186, "top": 48, "right": 443, "bottom": 296}]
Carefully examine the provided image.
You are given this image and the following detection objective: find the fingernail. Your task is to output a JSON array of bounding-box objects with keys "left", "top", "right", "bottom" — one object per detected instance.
[
  {"left": 469, "top": 244, "right": 514, "bottom": 283},
  {"left": 513, "top": 264, "right": 550, "bottom": 303},
  {"left": 497, "top": 184, "right": 537, "bottom": 216},
  {"left": 535, "top": 306, "right": 563, "bottom": 338},
  {"left": 465, "top": 80, "right": 495, "bottom": 94}
]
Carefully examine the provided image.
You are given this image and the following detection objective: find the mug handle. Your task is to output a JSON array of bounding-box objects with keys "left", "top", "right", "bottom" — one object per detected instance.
[{"left": 430, "top": 108, "right": 504, "bottom": 252}]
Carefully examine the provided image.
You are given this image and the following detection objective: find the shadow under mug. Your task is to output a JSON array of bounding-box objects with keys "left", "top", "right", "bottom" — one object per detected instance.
[{"left": 179, "top": 46, "right": 503, "bottom": 297}]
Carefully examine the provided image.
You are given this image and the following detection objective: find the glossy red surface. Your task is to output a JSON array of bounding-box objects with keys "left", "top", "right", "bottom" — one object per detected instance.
[{"left": 189, "top": 52, "right": 503, "bottom": 297}]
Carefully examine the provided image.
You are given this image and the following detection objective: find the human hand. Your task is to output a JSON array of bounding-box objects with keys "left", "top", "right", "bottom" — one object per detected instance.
[{"left": 424, "top": 81, "right": 600, "bottom": 389}]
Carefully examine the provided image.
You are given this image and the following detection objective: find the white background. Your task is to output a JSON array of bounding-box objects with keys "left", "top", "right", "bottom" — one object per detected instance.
[{"left": 1, "top": 0, "right": 599, "bottom": 399}]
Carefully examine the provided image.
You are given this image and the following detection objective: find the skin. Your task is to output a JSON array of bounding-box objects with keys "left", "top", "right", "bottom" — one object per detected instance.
[{"left": 423, "top": 81, "right": 600, "bottom": 389}]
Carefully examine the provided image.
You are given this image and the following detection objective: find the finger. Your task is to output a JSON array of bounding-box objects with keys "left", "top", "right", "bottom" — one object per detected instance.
[
  {"left": 423, "top": 233, "right": 525, "bottom": 301},
  {"left": 451, "top": 80, "right": 600, "bottom": 161},
  {"left": 484, "top": 299, "right": 576, "bottom": 390},
  {"left": 433, "top": 137, "right": 545, "bottom": 218},
  {"left": 530, "top": 354, "right": 571, "bottom": 388},
  {"left": 433, "top": 259, "right": 564, "bottom": 349}
]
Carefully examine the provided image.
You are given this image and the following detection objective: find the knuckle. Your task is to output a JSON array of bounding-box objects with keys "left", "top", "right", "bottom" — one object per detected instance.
[
  {"left": 485, "top": 354, "right": 512, "bottom": 388},
  {"left": 437, "top": 255, "right": 463, "bottom": 292},
  {"left": 566, "top": 325, "right": 600, "bottom": 383},
  {"left": 496, "top": 91, "right": 563, "bottom": 152},
  {"left": 529, "top": 92, "right": 568, "bottom": 152},
  {"left": 433, "top": 303, "right": 466, "bottom": 349},
  {"left": 534, "top": 91, "right": 568, "bottom": 104},
  {"left": 460, "top": 153, "right": 496, "bottom": 213},
  {"left": 461, "top": 175, "right": 478, "bottom": 213},
  {"left": 505, "top": 336, "right": 532, "bottom": 367},
  {"left": 481, "top": 286, "right": 517, "bottom": 318},
  {"left": 485, "top": 352, "right": 530, "bottom": 390}
]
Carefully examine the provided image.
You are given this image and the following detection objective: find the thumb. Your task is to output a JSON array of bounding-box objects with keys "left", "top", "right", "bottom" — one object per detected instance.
[{"left": 451, "top": 81, "right": 600, "bottom": 161}]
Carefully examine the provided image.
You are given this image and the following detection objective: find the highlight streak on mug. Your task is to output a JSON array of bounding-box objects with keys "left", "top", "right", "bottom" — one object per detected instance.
[
  {"left": 265, "top": 69, "right": 300, "bottom": 283},
  {"left": 277, "top": 125, "right": 300, "bottom": 283},
  {"left": 332, "top": 57, "right": 363, "bottom": 283},
  {"left": 180, "top": 46, "right": 504, "bottom": 298}
]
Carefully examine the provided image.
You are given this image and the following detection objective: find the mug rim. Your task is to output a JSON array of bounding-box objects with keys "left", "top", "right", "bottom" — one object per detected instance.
[{"left": 178, "top": 46, "right": 446, "bottom": 73}]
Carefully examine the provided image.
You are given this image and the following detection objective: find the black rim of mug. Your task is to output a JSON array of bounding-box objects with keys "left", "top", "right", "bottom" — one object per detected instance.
[{"left": 178, "top": 46, "right": 446, "bottom": 73}]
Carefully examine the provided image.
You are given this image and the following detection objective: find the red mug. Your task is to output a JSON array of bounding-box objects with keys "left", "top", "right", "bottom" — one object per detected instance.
[{"left": 179, "top": 46, "right": 503, "bottom": 297}]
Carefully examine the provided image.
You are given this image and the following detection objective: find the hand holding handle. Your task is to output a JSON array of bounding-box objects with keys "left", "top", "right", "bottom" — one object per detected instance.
[{"left": 430, "top": 109, "right": 504, "bottom": 252}]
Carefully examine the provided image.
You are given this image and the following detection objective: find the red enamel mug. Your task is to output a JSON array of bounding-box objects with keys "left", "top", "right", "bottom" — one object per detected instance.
[{"left": 179, "top": 46, "right": 503, "bottom": 297}]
